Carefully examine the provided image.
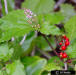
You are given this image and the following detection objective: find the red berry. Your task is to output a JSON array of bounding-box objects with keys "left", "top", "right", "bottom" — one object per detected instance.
[
  {"left": 60, "top": 52, "right": 63, "bottom": 57},
  {"left": 65, "top": 37, "right": 69, "bottom": 41},
  {"left": 59, "top": 42, "right": 62, "bottom": 45},
  {"left": 60, "top": 52, "right": 63, "bottom": 55},
  {"left": 65, "top": 41, "right": 70, "bottom": 46},
  {"left": 62, "top": 53, "right": 67, "bottom": 58},
  {"left": 62, "top": 35, "right": 66, "bottom": 39},
  {"left": 61, "top": 46, "right": 66, "bottom": 50}
]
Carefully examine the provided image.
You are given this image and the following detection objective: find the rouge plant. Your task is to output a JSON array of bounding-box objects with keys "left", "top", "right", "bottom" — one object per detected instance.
[{"left": 0, "top": 0, "right": 76, "bottom": 75}]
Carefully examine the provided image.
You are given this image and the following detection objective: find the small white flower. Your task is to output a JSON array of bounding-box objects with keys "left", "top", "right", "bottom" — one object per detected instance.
[{"left": 24, "top": 9, "right": 36, "bottom": 19}]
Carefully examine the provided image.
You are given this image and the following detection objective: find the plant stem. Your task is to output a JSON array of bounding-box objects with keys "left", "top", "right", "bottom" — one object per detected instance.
[
  {"left": 4, "top": 0, "right": 8, "bottom": 14},
  {"left": 43, "top": 35, "right": 54, "bottom": 50},
  {"left": 42, "top": 34, "right": 63, "bottom": 61},
  {"left": 54, "top": 0, "right": 66, "bottom": 9},
  {"left": 20, "top": 34, "right": 27, "bottom": 45},
  {"left": 64, "top": 62, "right": 68, "bottom": 70}
]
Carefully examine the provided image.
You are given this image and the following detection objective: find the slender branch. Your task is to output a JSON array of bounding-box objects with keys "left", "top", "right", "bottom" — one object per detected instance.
[
  {"left": 42, "top": 34, "right": 63, "bottom": 61},
  {"left": 64, "top": 62, "right": 68, "bottom": 70},
  {"left": 20, "top": 35, "right": 27, "bottom": 45},
  {"left": 54, "top": 0, "right": 66, "bottom": 9},
  {"left": 4, "top": 0, "right": 8, "bottom": 14},
  {"left": 42, "top": 35, "right": 54, "bottom": 50}
]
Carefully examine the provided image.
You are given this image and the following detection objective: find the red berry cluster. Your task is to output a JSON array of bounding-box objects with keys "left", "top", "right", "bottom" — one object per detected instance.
[{"left": 59, "top": 35, "right": 70, "bottom": 59}]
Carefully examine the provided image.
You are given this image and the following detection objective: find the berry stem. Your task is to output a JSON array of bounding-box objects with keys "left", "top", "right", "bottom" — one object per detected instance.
[
  {"left": 64, "top": 62, "right": 68, "bottom": 70},
  {"left": 42, "top": 34, "right": 63, "bottom": 62}
]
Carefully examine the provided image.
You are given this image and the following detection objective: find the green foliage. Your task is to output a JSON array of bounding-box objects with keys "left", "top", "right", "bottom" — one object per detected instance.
[
  {"left": 21, "top": 32, "right": 36, "bottom": 55},
  {"left": 37, "top": 13, "right": 64, "bottom": 35},
  {"left": 45, "top": 63, "right": 61, "bottom": 71},
  {"left": 45, "top": 56, "right": 63, "bottom": 71},
  {"left": 0, "top": 70, "right": 8, "bottom": 75},
  {"left": 60, "top": 4, "right": 76, "bottom": 22},
  {"left": 39, "top": 22, "right": 62, "bottom": 35},
  {"left": 1, "top": 0, "right": 14, "bottom": 16},
  {"left": 0, "top": 43, "right": 13, "bottom": 62},
  {"left": 64, "top": 16, "right": 76, "bottom": 40},
  {"left": 10, "top": 43, "right": 23, "bottom": 60},
  {"left": 21, "top": 56, "right": 47, "bottom": 75},
  {"left": 6, "top": 60, "right": 26, "bottom": 75},
  {"left": 48, "top": 56, "right": 64, "bottom": 66},
  {"left": 66, "top": 39, "right": 76, "bottom": 58},
  {"left": 22, "top": 0, "right": 55, "bottom": 14},
  {"left": 0, "top": 0, "right": 76, "bottom": 74},
  {"left": 7, "top": 0, "right": 14, "bottom": 11},
  {"left": 35, "top": 36, "right": 56, "bottom": 51},
  {"left": 40, "top": 12, "right": 64, "bottom": 25},
  {"left": 0, "top": 10, "right": 33, "bottom": 42}
]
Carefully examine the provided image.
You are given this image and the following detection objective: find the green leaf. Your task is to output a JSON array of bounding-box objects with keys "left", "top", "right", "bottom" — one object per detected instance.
[
  {"left": 0, "top": 44, "right": 13, "bottom": 62},
  {"left": 39, "top": 22, "right": 62, "bottom": 35},
  {"left": 21, "top": 56, "right": 47, "bottom": 75},
  {"left": 26, "top": 59, "right": 47, "bottom": 75},
  {"left": 66, "top": 39, "right": 76, "bottom": 58},
  {"left": 37, "top": 13, "right": 64, "bottom": 35},
  {"left": 45, "top": 56, "right": 63, "bottom": 71},
  {"left": 35, "top": 36, "right": 56, "bottom": 51},
  {"left": 10, "top": 43, "right": 23, "bottom": 60},
  {"left": 6, "top": 60, "right": 26, "bottom": 75},
  {"left": 0, "top": 10, "right": 33, "bottom": 42},
  {"left": 64, "top": 16, "right": 76, "bottom": 40},
  {"left": 60, "top": 4, "right": 76, "bottom": 22},
  {"left": 21, "top": 32, "right": 36, "bottom": 55},
  {"left": 7, "top": 0, "right": 14, "bottom": 12},
  {"left": 45, "top": 63, "right": 61, "bottom": 71},
  {"left": 44, "top": 12, "right": 64, "bottom": 25},
  {"left": 0, "top": 70, "right": 3, "bottom": 75},
  {"left": 37, "top": 12, "right": 64, "bottom": 25},
  {"left": 21, "top": 56, "right": 41, "bottom": 67},
  {"left": 0, "top": 70, "right": 8, "bottom": 75},
  {"left": 48, "top": 56, "right": 64, "bottom": 66},
  {"left": 22, "top": 0, "right": 55, "bottom": 14}
]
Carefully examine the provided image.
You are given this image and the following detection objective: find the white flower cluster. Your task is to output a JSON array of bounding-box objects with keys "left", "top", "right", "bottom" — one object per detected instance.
[{"left": 24, "top": 9, "right": 36, "bottom": 19}]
